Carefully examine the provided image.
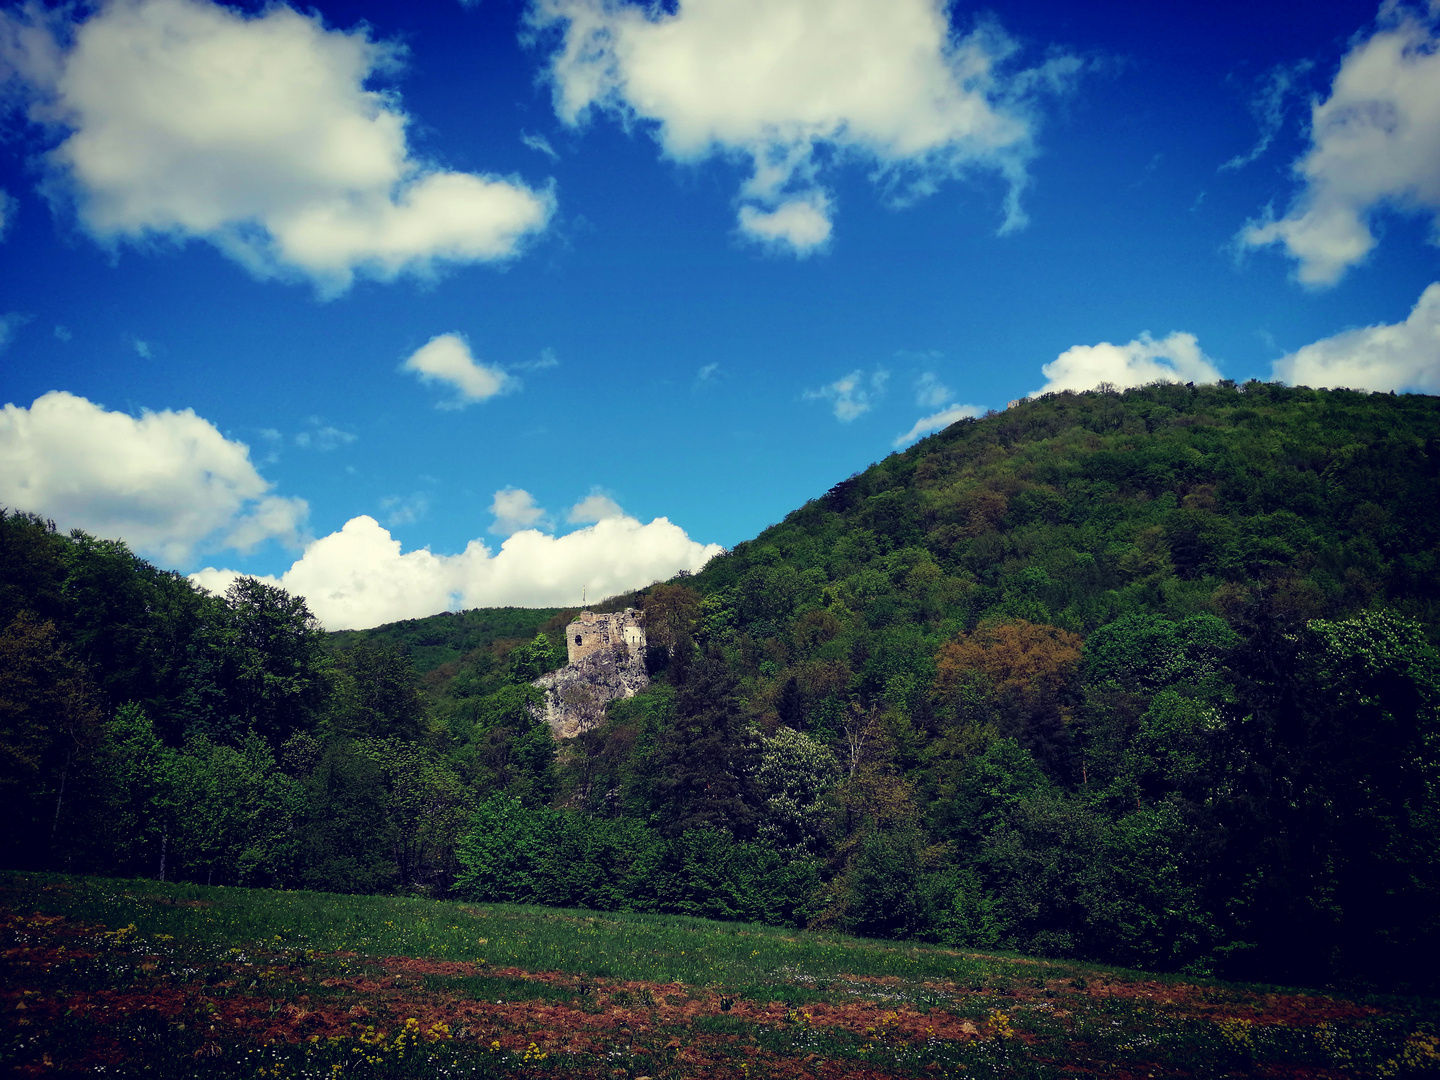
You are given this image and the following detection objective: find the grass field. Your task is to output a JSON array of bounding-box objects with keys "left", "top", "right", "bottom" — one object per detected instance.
[{"left": 2, "top": 872, "right": 1437, "bottom": 1078}]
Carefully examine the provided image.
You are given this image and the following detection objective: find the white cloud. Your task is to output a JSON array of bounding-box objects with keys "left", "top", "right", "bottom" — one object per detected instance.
[
  {"left": 294, "top": 419, "right": 357, "bottom": 451},
  {"left": 1238, "top": 5, "right": 1440, "bottom": 286},
  {"left": 522, "top": 131, "right": 559, "bottom": 159},
  {"left": 1220, "top": 59, "right": 1314, "bottom": 173},
  {"left": 132, "top": 338, "right": 152, "bottom": 359},
  {"left": 402, "top": 333, "right": 513, "bottom": 407},
  {"left": 489, "top": 487, "right": 550, "bottom": 536},
  {"left": 530, "top": 0, "right": 1079, "bottom": 254},
  {"left": 1274, "top": 280, "right": 1440, "bottom": 392},
  {"left": 1031, "top": 332, "right": 1223, "bottom": 395},
  {"left": 0, "top": 189, "right": 13, "bottom": 239},
  {"left": 914, "top": 371, "right": 951, "bottom": 409},
  {"left": 893, "top": 402, "right": 983, "bottom": 447},
  {"left": 0, "top": 311, "right": 30, "bottom": 351},
  {"left": 1, "top": 0, "right": 553, "bottom": 293},
  {"left": 567, "top": 491, "right": 623, "bottom": 523},
  {"left": 0, "top": 390, "right": 306, "bottom": 564},
  {"left": 737, "top": 195, "right": 832, "bottom": 253},
  {"left": 514, "top": 346, "right": 560, "bottom": 371},
  {"left": 192, "top": 511, "right": 724, "bottom": 630},
  {"left": 805, "top": 368, "right": 888, "bottom": 421},
  {"left": 379, "top": 492, "right": 430, "bottom": 527}
]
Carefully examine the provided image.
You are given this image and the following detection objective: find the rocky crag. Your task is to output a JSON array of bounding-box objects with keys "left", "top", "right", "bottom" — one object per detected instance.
[{"left": 531, "top": 609, "right": 648, "bottom": 738}]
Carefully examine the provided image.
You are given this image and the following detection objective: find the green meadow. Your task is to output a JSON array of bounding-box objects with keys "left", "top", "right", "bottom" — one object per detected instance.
[{"left": 4, "top": 871, "right": 1438, "bottom": 1079}]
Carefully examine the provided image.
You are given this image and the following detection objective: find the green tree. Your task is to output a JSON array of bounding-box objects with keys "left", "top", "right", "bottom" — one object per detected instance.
[
  {"left": 507, "top": 632, "right": 565, "bottom": 684},
  {"left": 355, "top": 738, "right": 474, "bottom": 891},
  {"left": 213, "top": 577, "right": 328, "bottom": 748},
  {"left": 654, "top": 647, "right": 756, "bottom": 837},
  {"left": 98, "top": 703, "right": 173, "bottom": 878},
  {"left": 0, "top": 612, "right": 104, "bottom": 870},
  {"left": 755, "top": 726, "right": 840, "bottom": 854},
  {"left": 297, "top": 741, "right": 397, "bottom": 894},
  {"left": 327, "top": 641, "right": 425, "bottom": 740},
  {"left": 167, "top": 734, "right": 303, "bottom": 887}
]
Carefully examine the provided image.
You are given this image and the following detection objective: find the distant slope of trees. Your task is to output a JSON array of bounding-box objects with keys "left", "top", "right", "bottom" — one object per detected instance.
[{"left": 3, "top": 381, "right": 1438, "bottom": 992}]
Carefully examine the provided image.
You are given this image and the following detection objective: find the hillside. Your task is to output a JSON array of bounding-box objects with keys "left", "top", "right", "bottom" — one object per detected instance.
[{"left": 2, "top": 382, "right": 1438, "bottom": 994}]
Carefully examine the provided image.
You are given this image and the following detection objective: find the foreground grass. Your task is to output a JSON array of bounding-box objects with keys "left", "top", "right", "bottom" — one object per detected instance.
[{"left": 2, "top": 872, "right": 1437, "bottom": 1078}]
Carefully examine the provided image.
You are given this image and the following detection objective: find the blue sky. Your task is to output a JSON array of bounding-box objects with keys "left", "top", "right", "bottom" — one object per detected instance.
[{"left": 2, "top": 0, "right": 1438, "bottom": 628}]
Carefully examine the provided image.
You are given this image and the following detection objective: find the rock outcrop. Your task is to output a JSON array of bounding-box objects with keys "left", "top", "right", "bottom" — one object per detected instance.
[{"left": 531, "top": 644, "right": 649, "bottom": 738}]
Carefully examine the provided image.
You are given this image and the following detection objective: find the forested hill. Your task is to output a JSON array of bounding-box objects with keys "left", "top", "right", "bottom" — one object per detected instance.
[
  {"left": 2, "top": 381, "right": 1439, "bottom": 993},
  {"left": 693, "top": 379, "right": 1440, "bottom": 644}
]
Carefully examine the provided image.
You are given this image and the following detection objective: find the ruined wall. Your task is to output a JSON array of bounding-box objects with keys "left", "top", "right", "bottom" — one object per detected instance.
[{"left": 566, "top": 608, "right": 646, "bottom": 664}]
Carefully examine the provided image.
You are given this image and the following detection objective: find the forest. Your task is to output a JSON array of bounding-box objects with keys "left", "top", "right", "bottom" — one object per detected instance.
[{"left": 3, "top": 380, "right": 1438, "bottom": 993}]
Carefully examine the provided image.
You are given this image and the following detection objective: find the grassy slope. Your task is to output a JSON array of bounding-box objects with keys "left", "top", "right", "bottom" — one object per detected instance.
[{"left": 4, "top": 872, "right": 1437, "bottom": 1079}]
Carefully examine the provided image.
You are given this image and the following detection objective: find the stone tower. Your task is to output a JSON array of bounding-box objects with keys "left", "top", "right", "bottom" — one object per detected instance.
[{"left": 566, "top": 608, "right": 646, "bottom": 664}]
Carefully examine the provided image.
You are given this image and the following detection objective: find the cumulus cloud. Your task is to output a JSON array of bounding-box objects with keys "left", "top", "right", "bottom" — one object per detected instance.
[
  {"left": 489, "top": 487, "right": 550, "bottom": 536},
  {"left": 1031, "top": 332, "right": 1223, "bottom": 395},
  {"left": 737, "top": 194, "right": 832, "bottom": 253},
  {"left": 893, "top": 402, "right": 983, "bottom": 447},
  {"left": 805, "top": 369, "right": 888, "bottom": 422},
  {"left": 192, "top": 511, "right": 724, "bottom": 630},
  {"left": 1238, "top": 4, "right": 1440, "bottom": 286},
  {"left": 530, "top": 0, "right": 1079, "bottom": 254},
  {"left": 0, "top": 390, "right": 307, "bottom": 564},
  {"left": 402, "top": 333, "right": 513, "bottom": 407},
  {"left": 1274, "top": 280, "right": 1440, "bottom": 392},
  {"left": 0, "top": 0, "right": 553, "bottom": 293},
  {"left": 567, "top": 491, "right": 623, "bottom": 523}
]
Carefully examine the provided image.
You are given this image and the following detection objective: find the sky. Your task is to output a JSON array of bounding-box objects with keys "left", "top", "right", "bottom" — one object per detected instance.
[{"left": 1, "top": 0, "right": 1438, "bottom": 630}]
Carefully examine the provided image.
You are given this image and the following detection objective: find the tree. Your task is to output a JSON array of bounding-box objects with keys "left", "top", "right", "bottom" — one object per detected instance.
[
  {"left": 355, "top": 738, "right": 475, "bottom": 891},
  {"left": 0, "top": 511, "right": 65, "bottom": 630},
  {"left": 507, "top": 632, "right": 565, "bottom": 684},
  {"left": 98, "top": 703, "right": 173, "bottom": 878},
  {"left": 0, "top": 612, "right": 104, "bottom": 870},
  {"left": 1214, "top": 607, "right": 1440, "bottom": 986},
  {"left": 214, "top": 578, "right": 328, "bottom": 747},
  {"left": 776, "top": 675, "right": 804, "bottom": 728},
  {"left": 167, "top": 734, "right": 303, "bottom": 887},
  {"left": 297, "top": 741, "right": 397, "bottom": 894},
  {"left": 654, "top": 647, "right": 756, "bottom": 837},
  {"left": 642, "top": 583, "right": 701, "bottom": 658},
  {"left": 755, "top": 726, "right": 840, "bottom": 853},
  {"left": 933, "top": 620, "right": 1083, "bottom": 778},
  {"left": 327, "top": 641, "right": 425, "bottom": 740}
]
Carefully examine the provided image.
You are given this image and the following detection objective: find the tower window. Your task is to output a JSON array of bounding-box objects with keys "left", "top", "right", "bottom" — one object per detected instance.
[{"left": 575, "top": 635, "right": 582, "bottom": 645}]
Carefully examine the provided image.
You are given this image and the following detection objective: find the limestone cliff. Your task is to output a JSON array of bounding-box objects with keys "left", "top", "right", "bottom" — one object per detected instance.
[{"left": 531, "top": 645, "right": 648, "bottom": 738}]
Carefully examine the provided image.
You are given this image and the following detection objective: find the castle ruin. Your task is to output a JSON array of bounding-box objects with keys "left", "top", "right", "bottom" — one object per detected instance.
[
  {"left": 532, "top": 608, "right": 648, "bottom": 738},
  {"left": 566, "top": 608, "right": 646, "bottom": 664}
]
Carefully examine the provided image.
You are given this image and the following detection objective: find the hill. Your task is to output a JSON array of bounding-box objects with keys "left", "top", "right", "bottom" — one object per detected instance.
[{"left": 2, "top": 381, "right": 1438, "bottom": 994}]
